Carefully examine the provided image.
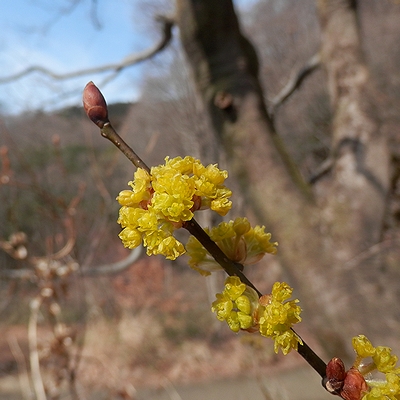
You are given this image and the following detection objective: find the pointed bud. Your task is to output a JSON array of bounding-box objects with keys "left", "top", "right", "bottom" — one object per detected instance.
[
  {"left": 325, "top": 357, "right": 346, "bottom": 394},
  {"left": 83, "top": 81, "right": 109, "bottom": 128}
]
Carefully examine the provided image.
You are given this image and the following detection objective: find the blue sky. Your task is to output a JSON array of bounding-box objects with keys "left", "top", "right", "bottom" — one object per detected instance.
[
  {"left": 0, "top": 0, "right": 163, "bottom": 114},
  {"left": 0, "top": 0, "right": 255, "bottom": 115}
]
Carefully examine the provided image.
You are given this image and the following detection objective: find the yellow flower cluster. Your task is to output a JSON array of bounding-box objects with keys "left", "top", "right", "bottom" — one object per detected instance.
[
  {"left": 117, "top": 156, "right": 232, "bottom": 260},
  {"left": 352, "top": 335, "right": 400, "bottom": 400},
  {"left": 212, "top": 278, "right": 302, "bottom": 355},
  {"left": 259, "top": 282, "right": 303, "bottom": 355},
  {"left": 186, "top": 217, "right": 278, "bottom": 275},
  {"left": 211, "top": 276, "right": 260, "bottom": 333}
]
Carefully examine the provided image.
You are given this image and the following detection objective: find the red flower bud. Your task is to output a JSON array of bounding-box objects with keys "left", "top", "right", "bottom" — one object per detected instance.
[
  {"left": 325, "top": 357, "right": 346, "bottom": 394},
  {"left": 340, "top": 368, "right": 368, "bottom": 400},
  {"left": 83, "top": 81, "right": 109, "bottom": 128},
  {"left": 324, "top": 359, "right": 368, "bottom": 400}
]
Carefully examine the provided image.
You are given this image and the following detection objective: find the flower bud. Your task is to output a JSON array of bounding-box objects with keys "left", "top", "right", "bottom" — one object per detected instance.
[
  {"left": 324, "top": 359, "right": 368, "bottom": 400},
  {"left": 340, "top": 368, "right": 368, "bottom": 400},
  {"left": 325, "top": 357, "right": 346, "bottom": 394},
  {"left": 83, "top": 81, "right": 109, "bottom": 128}
]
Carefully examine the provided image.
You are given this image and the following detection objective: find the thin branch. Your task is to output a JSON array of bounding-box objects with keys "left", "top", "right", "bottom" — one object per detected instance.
[
  {"left": 8, "top": 336, "right": 32, "bottom": 400},
  {"left": 100, "top": 122, "right": 151, "bottom": 172},
  {"left": 89, "top": 0, "right": 102, "bottom": 30},
  {"left": 0, "top": 15, "right": 174, "bottom": 84},
  {"left": 29, "top": 295, "right": 47, "bottom": 400},
  {"left": 341, "top": 237, "right": 398, "bottom": 271},
  {"left": 0, "top": 269, "right": 35, "bottom": 280},
  {"left": 94, "top": 116, "right": 328, "bottom": 378},
  {"left": 308, "top": 157, "right": 334, "bottom": 184},
  {"left": 268, "top": 52, "right": 321, "bottom": 116},
  {"left": 31, "top": 215, "right": 76, "bottom": 264},
  {"left": 295, "top": 332, "right": 327, "bottom": 378},
  {"left": 81, "top": 247, "right": 142, "bottom": 276},
  {"left": 184, "top": 221, "right": 327, "bottom": 377},
  {"left": 0, "top": 248, "right": 142, "bottom": 279},
  {"left": 183, "top": 219, "right": 262, "bottom": 296}
]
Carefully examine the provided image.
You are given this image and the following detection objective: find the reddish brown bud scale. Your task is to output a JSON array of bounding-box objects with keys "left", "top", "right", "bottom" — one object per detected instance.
[
  {"left": 340, "top": 368, "right": 368, "bottom": 400},
  {"left": 325, "top": 357, "right": 346, "bottom": 394},
  {"left": 324, "top": 358, "right": 368, "bottom": 400},
  {"left": 83, "top": 81, "right": 109, "bottom": 128},
  {"left": 259, "top": 294, "right": 272, "bottom": 306}
]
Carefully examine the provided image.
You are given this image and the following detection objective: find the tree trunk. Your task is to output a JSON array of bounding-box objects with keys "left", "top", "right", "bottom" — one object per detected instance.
[
  {"left": 176, "top": 0, "right": 394, "bottom": 359},
  {"left": 315, "top": 0, "right": 392, "bottom": 354}
]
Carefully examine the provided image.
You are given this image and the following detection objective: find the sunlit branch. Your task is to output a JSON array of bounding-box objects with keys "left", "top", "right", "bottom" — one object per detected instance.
[
  {"left": 94, "top": 111, "right": 328, "bottom": 379},
  {"left": 100, "top": 122, "right": 150, "bottom": 172},
  {"left": 81, "top": 247, "right": 142, "bottom": 276},
  {"left": 183, "top": 219, "right": 262, "bottom": 296},
  {"left": 0, "top": 248, "right": 142, "bottom": 279},
  {"left": 82, "top": 80, "right": 329, "bottom": 379}
]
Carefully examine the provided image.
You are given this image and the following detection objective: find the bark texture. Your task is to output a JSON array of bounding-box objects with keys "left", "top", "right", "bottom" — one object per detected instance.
[
  {"left": 315, "top": 0, "right": 392, "bottom": 354},
  {"left": 176, "top": 0, "right": 395, "bottom": 359}
]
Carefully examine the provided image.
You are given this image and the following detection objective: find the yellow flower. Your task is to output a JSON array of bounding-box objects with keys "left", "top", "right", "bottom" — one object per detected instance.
[
  {"left": 353, "top": 335, "right": 376, "bottom": 358},
  {"left": 211, "top": 277, "right": 260, "bottom": 333},
  {"left": 224, "top": 276, "right": 247, "bottom": 300},
  {"left": 118, "top": 226, "right": 142, "bottom": 249},
  {"left": 116, "top": 156, "right": 232, "bottom": 260},
  {"left": 350, "top": 335, "right": 400, "bottom": 400},
  {"left": 373, "top": 346, "right": 398, "bottom": 374},
  {"left": 258, "top": 282, "right": 302, "bottom": 355},
  {"left": 362, "top": 386, "right": 383, "bottom": 400},
  {"left": 272, "top": 330, "right": 301, "bottom": 356},
  {"left": 186, "top": 217, "right": 277, "bottom": 275},
  {"left": 117, "top": 168, "right": 152, "bottom": 206},
  {"left": 244, "top": 225, "right": 277, "bottom": 264},
  {"left": 362, "top": 373, "right": 400, "bottom": 400},
  {"left": 212, "top": 292, "right": 233, "bottom": 321}
]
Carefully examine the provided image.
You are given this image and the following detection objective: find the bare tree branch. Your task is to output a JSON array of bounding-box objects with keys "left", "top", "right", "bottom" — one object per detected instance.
[
  {"left": 8, "top": 337, "right": 32, "bottom": 400},
  {"left": 81, "top": 246, "right": 142, "bottom": 276},
  {"left": 308, "top": 157, "right": 334, "bottom": 184},
  {"left": 0, "top": 247, "right": 142, "bottom": 280},
  {"left": 268, "top": 52, "right": 321, "bottom": 116},
  {"left": 89, "top": 0, "right": 102, "bottom": 30},
  {"left": 0, "top": 269, "right": 35, "bottom": 280},
  {"left": 29, "top": 295, "right": 47, "bottom": 400},
  {"left": 0, "top": 16, "right": 174, "bottom": 84}
]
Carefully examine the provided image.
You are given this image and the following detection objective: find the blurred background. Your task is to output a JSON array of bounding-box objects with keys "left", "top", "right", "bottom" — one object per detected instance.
[{"left": 1, "top": 0, "right": 400, "bottom": 399}]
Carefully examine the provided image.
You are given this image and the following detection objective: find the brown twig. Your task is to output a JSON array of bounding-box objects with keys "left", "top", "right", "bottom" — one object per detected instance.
[
  {"left": 184, "top": 221, "right": 327, "bottom": 378},
  {"left": 93, "top": 110, "right": 328, "bottom": 379},
  {"left": 100, "top": 122, "right": 150, "bottom": 172},
  {"left": 295, "top": 332, "right": 327, "bottom": 378},
  {"left": 183, "top": 219, "right": 262, "bottom": 296}
]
